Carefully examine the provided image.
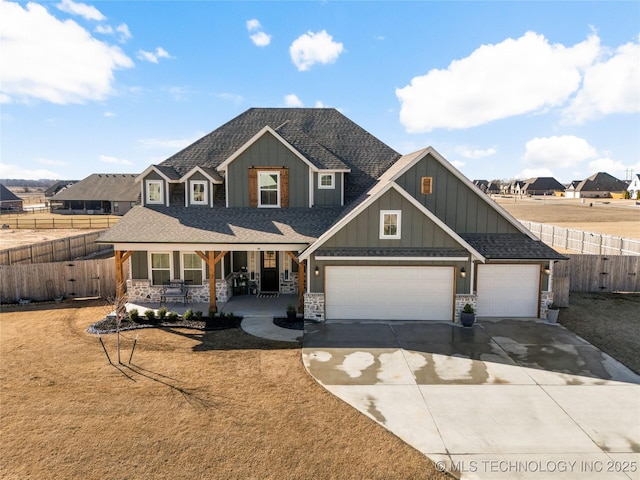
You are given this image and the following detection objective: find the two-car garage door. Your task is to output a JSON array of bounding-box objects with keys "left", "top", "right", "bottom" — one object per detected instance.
[{"left": 325, "top": 266, "right": 454, "bottom": 321}]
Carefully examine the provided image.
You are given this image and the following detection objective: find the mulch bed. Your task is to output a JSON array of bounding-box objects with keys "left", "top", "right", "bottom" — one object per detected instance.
[
  {"left": 88, "top": 315, "right": 242, "bottom": 334},
  {"left": 273, "top": 317, "right": 304, "bottom": 330}
]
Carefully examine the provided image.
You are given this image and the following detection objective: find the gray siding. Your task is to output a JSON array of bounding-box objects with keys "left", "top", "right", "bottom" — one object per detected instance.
[
  {"left": 322, "top": 188, "right": 464, "bottom": 249},
  {"left": 395, "top": 154, "right": 519, "bottom": 234},
  {"left": 314, "top": 172, "right": 343, "bottom": 206},
  {"left": 227, "top": 133, "right": 310, "bottom": 207},
  {"left": 131, "top": 251, "right": 148, "bottom": 279}
]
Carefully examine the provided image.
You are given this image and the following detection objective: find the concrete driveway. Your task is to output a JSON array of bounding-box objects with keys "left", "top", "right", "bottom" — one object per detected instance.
[{"left": 302, "top": 319, "right": 640, "bottom": 479}]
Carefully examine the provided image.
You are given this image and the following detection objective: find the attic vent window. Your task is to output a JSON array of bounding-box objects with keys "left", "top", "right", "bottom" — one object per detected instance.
[{"left": 421, "top": 177, "right": 433, "bottom": 195}]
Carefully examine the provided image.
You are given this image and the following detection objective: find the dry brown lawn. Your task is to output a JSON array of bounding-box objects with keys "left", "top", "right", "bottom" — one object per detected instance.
[
  {"left": 496, "top": 197, "right": 640, "bottom": 239},
  {"left": 0, "top": 300, "right": 446, "bottom": 480},
  {"left": 559, "top": 292, "right": 640, "bottom": 374}
]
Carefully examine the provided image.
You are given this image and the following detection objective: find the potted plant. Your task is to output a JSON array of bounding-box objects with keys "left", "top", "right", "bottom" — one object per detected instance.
[
  {"left": 460, "top": 303, "right": 475, "bottom": 327},
  {"left": 286, "top": 304, "right": 297, "bottom": 320},
  {"left": 547, "top": 303, "right": 560, "bottom": 323}
]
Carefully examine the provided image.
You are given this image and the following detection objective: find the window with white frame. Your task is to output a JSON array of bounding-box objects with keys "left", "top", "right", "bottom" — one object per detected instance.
[
  {"left": 182, "top": 253, "right": 203, "bottom": 285},
  {"left": 258, "top": 171, "right": 280, "bottom": 207},
  {"left": 190, "top": 180, "right": 207, "bottom": 205},
  {"left": 146, "top": 180, "right": 163, "bottom": 204},
  {"left": 150, "top": 252, "right": 171, "bottom": 285},
  {"left": 318, "top": 173, "right": 335, "bottom": 189},
  {"left": 380, "top": 210, "right": 401, "bottom": 239}
]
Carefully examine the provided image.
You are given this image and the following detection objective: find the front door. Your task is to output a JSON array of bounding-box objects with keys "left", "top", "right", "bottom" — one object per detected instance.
[{"left": 261, "top": 251, "right": 279, "bottom": 292}]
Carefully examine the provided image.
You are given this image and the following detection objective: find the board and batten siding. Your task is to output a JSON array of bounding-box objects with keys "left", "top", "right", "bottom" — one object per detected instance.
[
  {"left": 141, "top": 170, "right": 167, "bottom": 205},
  {"left": 226, "top": 133, "right": 310, "bottom": 208},
  {"left": 313, "top": 172, "right": 343, "bottom": 206},
  {"left": 395, "top": 154, "right": 519, "bottom": 234}
]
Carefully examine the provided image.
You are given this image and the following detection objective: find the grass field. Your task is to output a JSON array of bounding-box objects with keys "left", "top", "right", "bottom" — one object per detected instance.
[{"left": 0, "top": 300, "right": 446, "bottom": 480}]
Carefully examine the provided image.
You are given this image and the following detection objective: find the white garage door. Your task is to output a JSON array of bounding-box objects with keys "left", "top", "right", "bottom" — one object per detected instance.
[
  {"left": 325, "top": 266, "right": 454, "bottom": 321},
  {"left": 476, "top": 264, "right": 540, "bottom": 317}
]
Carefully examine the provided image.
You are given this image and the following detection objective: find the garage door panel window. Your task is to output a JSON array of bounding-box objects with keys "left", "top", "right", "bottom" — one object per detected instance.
[{"left": 380, "top": 210, "right": 401, "bottom": 239}]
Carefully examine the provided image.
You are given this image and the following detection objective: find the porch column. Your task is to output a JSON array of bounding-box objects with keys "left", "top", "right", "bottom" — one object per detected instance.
[
  {"left": 196, "top": 250, "right": 228, "bottom": 312},
  {"left": 114, "top": 250, "right": 133, "bottom": 300},
  {"left": 287, "top": 251, "right": 305, "bottom": 314}
]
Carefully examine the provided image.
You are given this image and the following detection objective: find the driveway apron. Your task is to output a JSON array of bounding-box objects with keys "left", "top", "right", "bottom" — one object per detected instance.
[{"left": 302, "top": 319, "right": 640, "bottom": 480}]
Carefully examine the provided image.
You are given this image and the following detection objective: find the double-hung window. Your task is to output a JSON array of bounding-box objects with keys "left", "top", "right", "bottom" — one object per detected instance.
[
  {"left": 380, "top": 210, "right": 401, "bottom": 239},
  {"left": 190, "top": 181, "right": 207, "bottom": 205},
  {"left": 258, "top": 171, "right": 280, "bottom": 207},
  {"left": 150, "top": 253, "right": 171, "bottom": 285},
  {"left": 146, "top": 180, "right": 163, "bottom": 204},
  {"left": 182, "top": 253, "right": 203, "bottom": 285}
]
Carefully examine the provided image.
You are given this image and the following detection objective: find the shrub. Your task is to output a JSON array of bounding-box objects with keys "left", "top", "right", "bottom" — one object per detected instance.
[
  {"left": 462, "top": 303, "right": 475, "bottom": 314},
  {"left": 157, "top": 307, "right": 168, "bottom": 320},
  {"left": 195, "top": 311, "right": 203, "bottom": 320},
  {"left": 184, "top": 309, "right": 194, "bottom": 320},
  {"left": 144, "top": 309, "right": 156, "bottom": 322},
  {"left": 129, "top": 308, "right": 139, "bottom": 322},
  {"left": 167, "top": 311, "right": 179, "bottom": 321}
]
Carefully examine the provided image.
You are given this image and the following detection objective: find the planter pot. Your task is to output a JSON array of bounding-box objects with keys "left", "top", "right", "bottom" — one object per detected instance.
[
  {"left": 287, "top": 311, "right": 297, "bottom": 320},
  {"left": 460, "top": 312, "right": 475, "bottom": 327},
  {"left": 547, "top": 309, "right": 560, "bottom": 323}
]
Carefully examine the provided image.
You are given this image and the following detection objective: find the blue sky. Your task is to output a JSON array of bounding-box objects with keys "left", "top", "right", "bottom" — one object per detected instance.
[{"left": 1, "top": 0, "right": 639, "bottom": 184}]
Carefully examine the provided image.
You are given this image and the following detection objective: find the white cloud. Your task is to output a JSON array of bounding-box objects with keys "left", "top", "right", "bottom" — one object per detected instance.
[
  {"left": 290, "top": 30, "right": 344, "bottom": 71},
  {"left": 95, "top": 24, "right": 113, "bottom": 34},
  {"left": 396, "top": 31, "right": 600, "bottom": 132},
  {"left": 284, "top": 94, "right": 303, "bottom": 107},
  {"left": 523, "top": 135, "right": 598, "bottom": 169},
  {"left": 137, "top": 47, "right": 172, "bottom": 63},
  {"left": 314, "top": 100, "right": 325, "bottom": 108},
  {"left": 37, "top": 158, "right": 69, "bottom": 166},
  {"left": 56, "top": 0, "right": 104, "bottom": 21},
  {"left": 250, "top": 31, "right": 271, "bottom": 47},
  {"left": 587, "top": 157, "right": 640, "bottom": 180},
  {"left": 451, "top": 160, "right": 466, "bottom": 170},
  {"left": 0, "top": 162, "right": 62, "bottom": 180},
  {"left": 104, "top": 111, "right": 116, "bottom": 117},
  {"left": 99, "top": 154, "right": 133, "bottom": 165},
  {"left": 0, "top": 1, "right": 133, "bottom": 105},
  {"left": 516, "top": 167, "right": 555, "bottom": 179},
  {"left": 116, "top": 23, "right": 131, "bottom": 42},
  {"left": 456, "top": 146, "right": 497, "bottom": 159},
  {"left": 563, "top": 36, "right": 640, "bottom": 124},
  {"left": 247, "top": 18, "right": 271, "bottom": 47},
  {"left": 217, "top": 92, "right": 244, "bottom": 104}
]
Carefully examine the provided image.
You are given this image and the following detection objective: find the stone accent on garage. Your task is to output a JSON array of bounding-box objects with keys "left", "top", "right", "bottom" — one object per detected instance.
[
  {"left": 541, "top": 291, "right": 554, "bottom": 319},
  {"left": 455, "top": 294, "right": 477, "bottom": 322},
  {"left": 304, "top": 292, "right": 325, "bottom": 322}
]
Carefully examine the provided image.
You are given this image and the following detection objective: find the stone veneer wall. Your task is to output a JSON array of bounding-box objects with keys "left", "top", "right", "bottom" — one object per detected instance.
[
  {"left": 125, "top": 279, "right": 229, "bottom": 304},
  {"left": 304, "top": 293, "right": 325, "bottom": 321},
  {"left": 280, "top": 272, "right": 299, "bottom": 295},
  {"left": 454, "top": 294, "right": 477, "bottom": 322},
  {"left": 540, "top": 291, "right": 554, "bottom": 320}
]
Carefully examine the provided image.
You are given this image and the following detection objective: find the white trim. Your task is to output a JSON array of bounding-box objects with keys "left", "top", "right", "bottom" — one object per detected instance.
[
  {"left": 258, "top": 170, "right": 281, "bottom": 208},
  {"left": 136, "top": 165, "right": 178, "bottom": 184},
  {"left": 318, "top": 172, "right": 335, "bottom": 189},
  {"left": 145, "top": 180, "right": 164, "bottom": 205},
  {"left": 181, "top": 252, "right": 205, "bottom": 285},
  {"left": 379, "top": 210, "right": 401, "bottom": 239},
  {"left": 148, "top": 251, "right": 173, "bottom": 286},
  {"left": 315, "top": 256, "right": 469, "bottom": 262},
  {"left": 190, "top": 180, "right": 208, "bottom": 205},
  {"left": 178, "top": 166, "right": 223, "bottom": 184},
  {"left": 308, "top": 170, "right": 314, "bottom": 207}
]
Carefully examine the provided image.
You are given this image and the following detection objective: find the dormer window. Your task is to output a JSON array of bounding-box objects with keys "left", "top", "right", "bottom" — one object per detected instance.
[
  {"left": 190, "top": 180, "right": 207, "bottom": 205},
  {"left": 258, "top": 171, "right": 280, "bottom": 207},
  {"left": 319, "top": 173, "right": 335, "bottom": 189},
  {"left": 146, "top": 180, "right": 164, "bottom": 204}
]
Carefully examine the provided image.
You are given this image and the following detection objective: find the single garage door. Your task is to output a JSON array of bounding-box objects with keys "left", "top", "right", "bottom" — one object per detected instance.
[
  {"left": 476, "top": 264, "right": 540, "bottom": 317},
  {"left": 325, "top": 266, "right": 454, "bottom": 321}
]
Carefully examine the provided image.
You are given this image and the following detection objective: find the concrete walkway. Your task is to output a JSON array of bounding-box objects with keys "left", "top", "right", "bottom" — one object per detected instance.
[{"left": 302, "top": 319, "right": 640, "bottom": 479}]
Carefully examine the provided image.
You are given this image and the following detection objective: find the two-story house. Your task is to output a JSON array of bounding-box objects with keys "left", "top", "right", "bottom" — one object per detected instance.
[{"left": 98, "top": 108, "right": 565, "bottom": 322}]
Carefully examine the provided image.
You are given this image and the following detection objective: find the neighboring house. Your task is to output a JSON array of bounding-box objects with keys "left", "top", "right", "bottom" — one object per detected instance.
[
  {"left": 50, "top": 174, "right": 139, "bottom": 215},
  {"left": 510, "top": 180, "right": 526, "bottom": 196},
  {"left": 45, "top": 180, "right": 78, "bottom": 198},
  {"left": 0, "top": 184, "right": 23, "bottom": 212},
  {"left": 472, "top": 180, "right": 488, "bottom": 192},
  {"left": 485, "top": 182, "right": 501, "bottom": 195},
  {"left": 521, "top": 177, "right": 565, "bottom": 196},
  {"left": 626, "top": 174, "right": 640, "bottom": 200},
  {"left": 564, "top": 180, "right": 582, "bottom": 199},
  {"left": 573, "top": 172, "right": 629, "bottom": 199},
  {"left": 98, "top": 108, "right": 565, "bottom": 322}
]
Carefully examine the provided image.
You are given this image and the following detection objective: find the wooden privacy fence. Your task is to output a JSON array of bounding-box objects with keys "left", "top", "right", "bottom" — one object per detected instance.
[
  {"left": 0, "top": 231, "right": 112, "bottom": 265},
  {"left": 521, "top": 221, "right": 640, "bottom": 255},
  {"left": 0, "top": 257, "right": 116, "bottom": 303},
  {"left": 551, "top": 255, "right": 640, "bottom": 307},
  {"left": 0, "top": 216, "right": 119, "bottom": 229}
]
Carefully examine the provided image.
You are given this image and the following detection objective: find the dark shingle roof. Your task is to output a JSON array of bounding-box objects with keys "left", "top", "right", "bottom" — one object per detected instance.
[
  {"left": 98, "top": 205, "right": 343, "bottom": 244},
  {"left": 44, "top": 181, "right": 78, "bottom": 197},
  {"left": 159, "top": 108, "right": 401, "bottom": 203},
  {"left": 523, "top": 177, "right": 565, "bottom": 192},
  {"left": 52, "top": 174, "right": 139, "bottom": 201},
  {"left": 460, "top": 234, "right": 567, "bottom": 260},
  {"left": 0, "top": 184, "right": 22, "bottom": 202},
  {"left": 576, "top": 172, "right": 628, "bottom": 192}
]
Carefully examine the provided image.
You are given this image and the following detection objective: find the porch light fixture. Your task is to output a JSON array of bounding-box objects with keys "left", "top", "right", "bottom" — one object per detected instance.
[
  {"left": 314, "top": 266, "right": 320, "bottom": 276},
  {"left": 459, "top": 268, "right": 466, "bottom": 278},
  {"left": 543, "top": 265, "right": 551, "bottom": 275}
]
